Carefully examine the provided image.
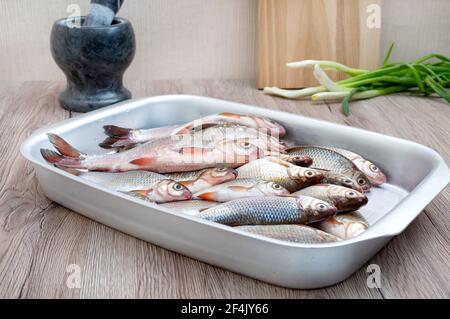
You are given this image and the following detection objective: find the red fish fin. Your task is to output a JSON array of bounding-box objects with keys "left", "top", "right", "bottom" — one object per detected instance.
[
  {"left": 130, "top": 157, "right": 155, "bottom": 167},
  {"left": 40, "top": 149, "right": 83, "bottom": 168},
  {"left": 130, "top": 189, "right": 150, "bottom": 197},
  {"left": 99, "top": 137, "right": 121, "bottom": 149},
  {"left": 103, "top": 125, "right": 133, "bottom": 138},
  {"left": 121, "top": 190, "right": 150, "bottom": 201},
  {"left": 47, "top": 134, "right": 84, "bottom": 158},
  {"left": 197, "top": 192, "right": 216, "bottom": 201},
  {"left": 227, "top": 186, "right": 252, "bottom": 192},
  {"left": 219, "top": 112, "right": 241, "bottom": 118},
  {"left": 40, "top": 149, "right": 63, "bottom": 164},
  {"left": 99, "top": 137, "right": 137, "bottom": 149}
]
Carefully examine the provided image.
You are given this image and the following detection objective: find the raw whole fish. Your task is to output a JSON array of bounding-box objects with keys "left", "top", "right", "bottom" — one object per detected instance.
[
  {"left": 197, "top": 196, "right": 337, "bottom": 226},
  {"left": 286, "top": 146, "right": 371, "bottom": 192},
  {"left": 314, "top": 212, "right": 369, "bottom": 239},
  {"left": 100, "top": 113, "right": 286, "bottom": 149},
  {"left": 237, "top": 158, "right": 324, "bottom": 192},
  {"left": 236, "top": 225, "right": 340, "bottom": 244},
  {"left": 291, "top": 184, "right": 368, "bottom": 212},
  {"left": 58, "top": 169, "right": 192, "bottom": 203},
  {"left": 194, "top": 178, "right": 290, "bottom": 202},
  {"left": 41, "top": 134, "right": 263, "bottom": 173},
  {"left": 320, "top": 146, "right": 387, "bottom": 186}
]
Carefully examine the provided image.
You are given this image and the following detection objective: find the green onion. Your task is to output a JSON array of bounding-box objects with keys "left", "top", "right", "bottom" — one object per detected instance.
[{"left": 264, "top": 47, "right": 450, "bottom": 116}]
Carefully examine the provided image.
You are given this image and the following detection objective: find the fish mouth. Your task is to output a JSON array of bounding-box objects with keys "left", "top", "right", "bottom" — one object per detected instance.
[
  {"left": 358, "top": 196, "right": 369, "bottom": 206},
  {"left": 370, "top": 174, "right": 387, "bottom": 186}
]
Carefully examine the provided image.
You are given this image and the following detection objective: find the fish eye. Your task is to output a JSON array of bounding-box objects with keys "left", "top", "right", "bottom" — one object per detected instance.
[
  {"left": 316, "top": 203, "right": 328, "bottom": 211},
  {"left": 305, "top": 170, "right": 315, "bottom": 177},
  {"left": 172, "top": 183, "right": 184, "bottom": 191},
  {"left": 346, "top": 191, "right": 357, "bottom": 198},
  {"left": 239, "top": 141, "right": 252, "bottom": 149},
  {"left": 271, "top": 183, "right": 283, "bottom": 190},
  {"left": 370, "top": 164, "right": 379, "bottom": 172},
  {"left": 358, "top": 178, "right": 366, "bottom": 185},
  {"left": 216, "top": 167, "right": 228, "bottom": 172}
]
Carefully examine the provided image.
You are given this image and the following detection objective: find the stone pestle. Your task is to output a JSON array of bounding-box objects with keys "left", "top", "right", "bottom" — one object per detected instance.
[{"left": 84, "top": 0, "right": 125, "bottom": 26}]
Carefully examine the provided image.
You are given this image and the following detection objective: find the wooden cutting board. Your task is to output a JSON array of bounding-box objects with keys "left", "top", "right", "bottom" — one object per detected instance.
[{"left": 258, "top": 0, "right": 382, "bottom": 89}]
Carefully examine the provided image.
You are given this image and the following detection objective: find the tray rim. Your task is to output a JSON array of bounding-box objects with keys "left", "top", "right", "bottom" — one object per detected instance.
[{"left": 20, "top": 94, "right": 450, "bottom": 249}]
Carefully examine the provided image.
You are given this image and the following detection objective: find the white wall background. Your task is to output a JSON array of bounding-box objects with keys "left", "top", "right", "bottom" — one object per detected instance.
[{"left": 0, "top": 0, "right": 448, "bottom": 82}]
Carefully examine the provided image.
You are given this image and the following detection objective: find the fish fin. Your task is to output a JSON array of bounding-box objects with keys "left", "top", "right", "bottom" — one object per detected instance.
[
  {"left": 267, "top": 157, "right": 292, "bottom": 167},
  {"left": 227, "top": 186, "right": 252, "bottom": 192},
  {"left": 47, "top": 134, "right": 84, "bottom": 158},
  {"left": 123, "top": 189, "right": 151, "bottom": 200},
  {"left": 55, "top": 165, "right": 81, "bottom": 176},
  {"left": 99, "top": 137, "right": 123, "bottom": 149},
  {"left": 40, "top": 149, "right": 63, "bottom": 164},
  {"left": 219, "top": 112, "right": 241, "bottom": 118},
  {"left": 196, "top": 192, "right": 217, "bottom": 201},
  {"left": 99, "top": 136, "right": 138, "bottom": 150},
  {"left": 40, "top": 149, "right": 84, "bottom": 169},
  {"left": 130, "top": 157, "right": 155, "bottom": 167},
  {"left": 103, "top": 125, "right": 133, "bottom": 138}
]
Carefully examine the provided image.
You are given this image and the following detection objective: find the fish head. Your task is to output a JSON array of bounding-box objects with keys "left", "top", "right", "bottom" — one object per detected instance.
[
  {"left": 354, "top": 172, "right": 372, "bottom": 193},
  {"left": 288, "top": 155, "right": 313, "bottom": 167},
  {"left": 199, "top": 167, "right": 238, "bottom": 185},
  {"left": 134, "top": 180, "right": 192, "bottom": 203},
  {"left": 256, "top": 181, "right": 290, "bottom": 196},
  {"left": 325, "top": 173, "right": 364, "bottom": 192},
  {"left": 296, "top": 196, "right": 337, "bottom": 223},
  {"left": 356, "top": 159, "right": 387, "bottom": 186},
  {"left": 219, "top": 139, "right": 263, "bottom": 164},
  {"left": 289, "top": 167, "right": 324, "bottom": 186},
  {"left": 326, "top": 185, "right": 368, "bottom": 212}
]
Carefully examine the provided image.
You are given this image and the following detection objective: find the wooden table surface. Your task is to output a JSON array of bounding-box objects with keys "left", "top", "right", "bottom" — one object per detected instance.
[{"left": 0, "top": 80, "right": 448, "bottom": 299}]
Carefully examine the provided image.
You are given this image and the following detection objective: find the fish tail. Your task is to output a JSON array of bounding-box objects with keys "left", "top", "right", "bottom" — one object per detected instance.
[
  {"left": 40, "top": 149, "right": 84, "bottom": 168},
  {"left": 100, "top": 126, "right": 137, "bottom": 149},
  {"left": 103, "top": 125, "right": 133, "bottom": 138},
  {"left": 47, "top": 133, "right": 84, "bottom": 158},
  {"left": 98, "top": 136, "right": 136, "bottom": 149},
  {"left": 41, "top": 134, "right": 86, "bottom": 169}
]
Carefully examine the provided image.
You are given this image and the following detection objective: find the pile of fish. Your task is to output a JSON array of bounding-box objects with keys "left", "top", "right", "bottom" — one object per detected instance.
[{"left": 41, "top": 112, "right": 387, "bottom": 244}]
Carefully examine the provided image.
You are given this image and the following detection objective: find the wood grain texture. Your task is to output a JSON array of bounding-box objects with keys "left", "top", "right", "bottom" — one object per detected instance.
[
  {"left": 0, "top": 80, "right": 448, "bottom": 298},
  {"left": 1, "top": 0, "right": 450, "bottom": 84},
  {"left": 257, "top": 0, "right": 382, "bottom": 88}
]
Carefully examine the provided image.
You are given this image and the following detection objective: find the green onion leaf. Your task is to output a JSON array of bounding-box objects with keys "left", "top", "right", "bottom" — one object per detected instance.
[
  {"left": 383, "top": 43, "right": 395, "bottom": 66},
  {"left": 342, "top": 88, "right": 363, "bottom": 116}
]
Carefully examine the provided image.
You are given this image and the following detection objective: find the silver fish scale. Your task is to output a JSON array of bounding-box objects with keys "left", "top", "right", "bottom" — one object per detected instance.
[
  {"left": 237, "top": 160, "right": 298, "bottom": 191},
  {"left": 80, "top": 171, "right": 168, "bottom": 191},
  {"left": 197, "top": 197, "right": 302, "bottom": 225},
  {"left": 287, "top": 147, "right": 370, "bottom": 186},
  {"left": 236, "top": 225, "right": 339, "bottom": 244},
  {"left": 287, "top": 147, "right": 353, "bottom": 173},
  {"left": 165, "top": 169, "right": 208, "bottom": 181},
  {"left": 207, "top": 178, "right": 259, "bottom": 187}
]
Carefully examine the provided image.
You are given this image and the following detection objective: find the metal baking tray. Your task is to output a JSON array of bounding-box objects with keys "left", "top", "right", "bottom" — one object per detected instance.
[{"left": 21, "top": 95, "right": 449, "bottom": 289}]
